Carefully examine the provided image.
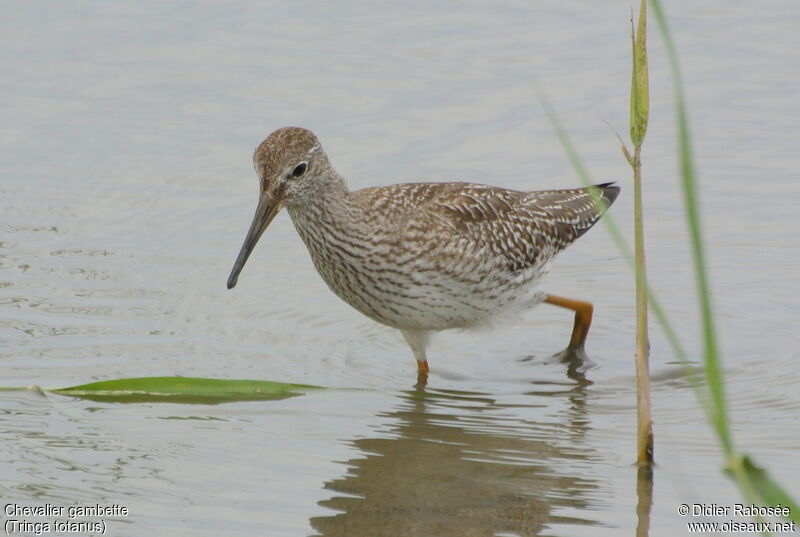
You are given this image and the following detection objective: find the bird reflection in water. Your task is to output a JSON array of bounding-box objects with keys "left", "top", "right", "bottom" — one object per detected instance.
[{"left": 310, "top": 374, "right": 604, "bottom": 537}]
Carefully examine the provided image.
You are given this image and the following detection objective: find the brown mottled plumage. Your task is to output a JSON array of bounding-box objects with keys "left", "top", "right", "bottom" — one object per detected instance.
[{"left": 228, "top": 127, "right": 619, "bottom": 381}]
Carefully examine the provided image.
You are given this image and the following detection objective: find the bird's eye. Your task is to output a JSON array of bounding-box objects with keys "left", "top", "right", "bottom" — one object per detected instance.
[{"left": 291, "top": 162, "right": 307, "bottom": 178}]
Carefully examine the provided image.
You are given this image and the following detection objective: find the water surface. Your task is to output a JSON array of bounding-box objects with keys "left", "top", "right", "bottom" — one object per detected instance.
[{"left": 2, "top": 1, "right": 799, "bottom": 536}]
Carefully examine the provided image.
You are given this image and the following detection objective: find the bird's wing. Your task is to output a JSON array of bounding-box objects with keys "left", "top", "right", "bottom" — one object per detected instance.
[{"left": 408, "top": 182, "right": 619, "bottom": 273}]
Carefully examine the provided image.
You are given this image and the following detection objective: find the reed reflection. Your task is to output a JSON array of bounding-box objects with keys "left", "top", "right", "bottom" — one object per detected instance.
[
  {"left": 636, "top": 464, "right": 654, "bottom": 537},
  {"left": 311, "top": 380, "right": 604, "bottom": 537}
]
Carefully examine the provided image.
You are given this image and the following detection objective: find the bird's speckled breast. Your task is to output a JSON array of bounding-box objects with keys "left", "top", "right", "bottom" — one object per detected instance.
[{"left": 286, "top": 195, "right": 547, "bottom": 331}]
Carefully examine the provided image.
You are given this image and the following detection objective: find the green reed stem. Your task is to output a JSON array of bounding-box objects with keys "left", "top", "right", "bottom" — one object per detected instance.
[{"left": 627, "top": 0, "right": 654, "bottom": 466}]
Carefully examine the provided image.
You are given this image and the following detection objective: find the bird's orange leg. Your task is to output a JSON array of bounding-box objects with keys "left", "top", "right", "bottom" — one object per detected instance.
[
  {"left": 416, "top": 359, "right": 429, "bottom": 387},
  {"left": 544, "top": 294, "right": 594, "bottom": 351},
  {"left": 401, "top": 329, "right": 430, "bottom": 387}
]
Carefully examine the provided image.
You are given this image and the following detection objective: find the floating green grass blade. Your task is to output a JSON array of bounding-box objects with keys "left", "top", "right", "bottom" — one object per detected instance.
[{"left": 50, "top": 376, "right": 321, "bottom": 404}]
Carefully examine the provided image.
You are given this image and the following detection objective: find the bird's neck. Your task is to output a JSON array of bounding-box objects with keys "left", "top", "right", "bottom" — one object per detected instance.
[{"left": 286, "top": 172, "right": 359, "bottom": 237}]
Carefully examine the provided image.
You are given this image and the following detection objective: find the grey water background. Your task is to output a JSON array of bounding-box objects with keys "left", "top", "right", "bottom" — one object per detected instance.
[{"left": 2, "top": 1, "right": 798, "bottom": 535}]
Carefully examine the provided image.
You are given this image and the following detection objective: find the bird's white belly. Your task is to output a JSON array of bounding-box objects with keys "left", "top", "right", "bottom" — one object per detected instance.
[{"left": 307, "top": 242, "right": 548, "bottom": 331}]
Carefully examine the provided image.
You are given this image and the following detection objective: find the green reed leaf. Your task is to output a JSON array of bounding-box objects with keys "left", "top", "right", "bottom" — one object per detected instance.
[
  {"left": 649, "top": 0, "right": 730, "bottom": 456},
  {"left": 645, "top": 0, "right": 798, "bottom": 514},
  {"left": 726, "top": 456, "right": 800, "bottom": 523}
]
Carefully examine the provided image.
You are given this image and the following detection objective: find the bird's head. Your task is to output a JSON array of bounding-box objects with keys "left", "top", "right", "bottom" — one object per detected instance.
[{"left": 227, "top": 126, "right": 332, "bottom": 289}]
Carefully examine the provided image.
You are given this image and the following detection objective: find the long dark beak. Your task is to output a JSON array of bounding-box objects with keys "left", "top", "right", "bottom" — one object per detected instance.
[{"left": 227, "top": 193, "right": 282, "bottom": 289}]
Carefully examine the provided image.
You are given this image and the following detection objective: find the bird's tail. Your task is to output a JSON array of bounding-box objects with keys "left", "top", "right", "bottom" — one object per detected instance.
[{"left": 524, "top": 182, "right": 620, "bottom": 251}]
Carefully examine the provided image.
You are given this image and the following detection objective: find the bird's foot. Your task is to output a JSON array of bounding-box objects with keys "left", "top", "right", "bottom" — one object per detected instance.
[
  {"left": 552, "top": 344, "right": 595, "bottom": 384},
  {"left": 518, "top": 344, "right": 595, "bottom": 385}
]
